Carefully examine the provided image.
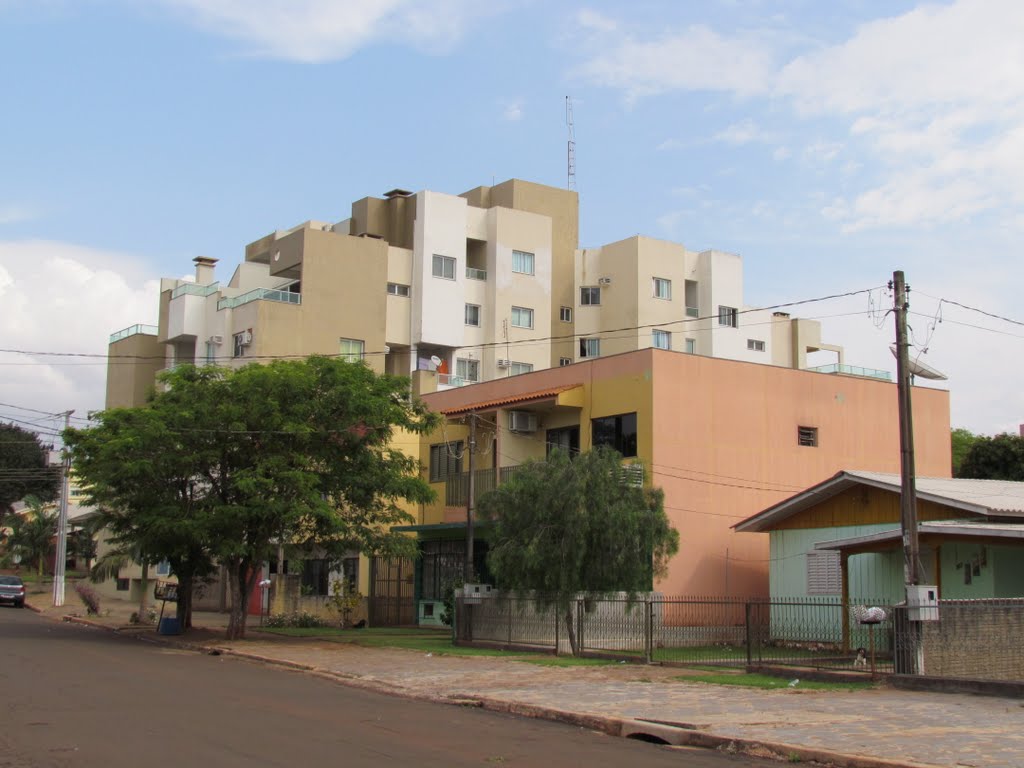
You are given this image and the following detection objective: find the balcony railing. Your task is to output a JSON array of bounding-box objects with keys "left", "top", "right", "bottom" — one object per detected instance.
[
  {"left": 170, "top": 282, "right": 219, "bottom": 299},
  {"left": 217, "top": 287, "right": 301, "bottom": 310},
  {"left": 446, "top": 466, "right": 524, "bottom": 507},
  {"left": 109, "top": 324, "right": 159, "bottom": 344},
  {"left": 466, "top": 267, "right": 487, "bottom": 281},
  {"left": 685, "top": 306, "right": 699, "bottom": 318},
  {"left": 808, "top": 363, "right": 892, "bottom": 382},
  {"left": 438, "top": 374, "right": 473, "bottom": 388}
]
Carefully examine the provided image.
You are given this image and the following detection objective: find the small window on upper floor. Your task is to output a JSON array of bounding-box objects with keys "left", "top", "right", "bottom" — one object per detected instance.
[
  {"left": 747, "top": 339, "right": 765, "bottom": 352},
  {"left": 579, "top": 338, "right": 600, "bottom": 358},
  {"left": 387, "top": 282, "right": 411, "bottom": 297},
  {"left": 512, "top": 250, "right": 535, "bottom": 275},
  {"left": 652, "top": 329, "right": 671, "bottom": 350},
  {"left": 685, "top": 338, "right": 696, "bottom": 354},
  {"left": 653, "top": 277, "right": 672, "bottom": 300},
  {"left": 508, "top": 362, "right": 533, "bottom": 376},
  {"left": 558, "top": 357, "right": 572, "bottom": 367},
  {"left": 798, "top": 426, "right": 818, "bottom": 447},
  {"left": 718, "top": 305, "right": 738, "bottom": 328},
  {"left": 560, "top": 306, "right": 573, "bottom": 323},
  {"left": 465, "top": 303, "right": 481, "bottom": 327},
  {"left": 432, "top": 254, "right": 456, "bottom": 280},
  {"left": 511, "top": 306, "right": 534, "bottom": 329},
  {"left": 580, "top": 286, "right": 601, "bottom": 306},
  {"left": 339, "top": 338, "right": 365, "bottom": 362}
]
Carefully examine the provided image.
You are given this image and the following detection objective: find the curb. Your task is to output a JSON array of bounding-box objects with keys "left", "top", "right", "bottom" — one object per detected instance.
[{"left": 44, "top": 613, "right": 941, "bottom": 768}]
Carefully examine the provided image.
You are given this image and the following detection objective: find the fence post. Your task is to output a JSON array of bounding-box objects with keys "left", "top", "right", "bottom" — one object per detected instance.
[
  {"left": 554, "top": 602, "right": 559, "bottom": 656},
  {"left": 745, "top": 602, "right": 753, "bottom": 668},
  {"left": 507, "top": 597, "right": 513, "bottom": 649},
  {"left": 577, "top": 599, "right": 584, "bottom": 655},
  {"left": 644, "top": 598, "right": 653, "bottom": 664}
]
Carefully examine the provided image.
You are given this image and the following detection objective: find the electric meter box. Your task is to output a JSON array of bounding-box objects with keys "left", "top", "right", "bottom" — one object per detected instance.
[
  {"left": 907, "top": 585, "right": 939, "bottom": 621},
  {"left": 462, "top": 584, "right": 494, "bottom": 604}
]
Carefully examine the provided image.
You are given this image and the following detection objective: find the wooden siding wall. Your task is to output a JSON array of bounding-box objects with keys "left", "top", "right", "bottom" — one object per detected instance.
[{"left": 772, "top": 486, "right": 966, "bottom": 530}]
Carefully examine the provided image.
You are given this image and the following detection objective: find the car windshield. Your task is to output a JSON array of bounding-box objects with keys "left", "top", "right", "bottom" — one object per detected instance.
[{"left": 0, "top": 576, "right": 24, "bottom": 585}]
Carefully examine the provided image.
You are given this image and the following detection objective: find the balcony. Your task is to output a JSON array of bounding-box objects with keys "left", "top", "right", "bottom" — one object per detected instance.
[
  {"left": 808, "top": 363, "right": 892, "bottom": 382},
  {"left": 438, "top": 374, "right": 472, "bottom": 389},
  {"left": 109, "top": 324, "right": 158, "bottom": 343},
  {"left": 446, "top": 466, "right": 524, "bottom": 507},
  {"left": 466, "top": 267, "right": 487, "bottom": 281},
  {"left": 217, "top": 287, "right": 301, "bottom": 310},
  {"left": 170, "top": 282, "right": 219, "bottom": 299},
  {"left": 685, "top": 306, "right": 699, "bottom": 318}
]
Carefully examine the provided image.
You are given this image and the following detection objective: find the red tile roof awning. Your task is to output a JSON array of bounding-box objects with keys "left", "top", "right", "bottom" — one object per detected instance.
[{"left": 440, "top": 385, "right": 582, "bottom": 416}]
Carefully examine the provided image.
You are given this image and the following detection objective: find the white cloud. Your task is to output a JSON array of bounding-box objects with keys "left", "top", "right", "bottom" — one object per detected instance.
[
  {"left": 0, "top": 204, "right": 36, "bottom": 225},
  {"left": 0, "top": 240, "right": 159, "bottom": 420},
  {"left": 576, "top": 8, "right": 618, "bottom": 33},
  {"left": 160, "top": 0, "right": 484, "bottom": 62},
  {"left": 772, "top": 146, "right": 791, "bottom": 161},
  {"left": 713, "top": 119, "right": 771, "bottom": 145}
]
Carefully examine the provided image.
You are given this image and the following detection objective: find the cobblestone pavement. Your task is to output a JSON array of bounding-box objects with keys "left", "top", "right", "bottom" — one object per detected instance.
[{"left": 29, "top": 596, "right": 1024, "bottom": 768}]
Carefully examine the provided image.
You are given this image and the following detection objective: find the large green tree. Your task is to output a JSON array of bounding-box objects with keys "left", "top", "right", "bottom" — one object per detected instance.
[
  {"left": 950, "top": 427, "right": 982, "bottom": 477},
  {"left": 477, "top": 447, "right": 679, "bottom": 655},
  {"left": 67, "top": 357, "right": 438, "bottom": 640},
  {"left": 0, "top": 423, "right": 60, "bottom": 529},
  {"left": 958, "top": 433, "right": 1024, "bottom": 481}
]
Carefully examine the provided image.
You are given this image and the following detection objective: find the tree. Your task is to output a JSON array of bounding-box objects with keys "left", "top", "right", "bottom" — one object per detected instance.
[
  {"left": 951, "top": 428, "right": 982, "bottom": 477},
  {"left": 477, "top": 447, "right": 679, "bottom": 655},
  {"left": 9, "top": 496, "right": 57, "bottom": 576},
  {"left": 958, "top": 433, "right": 1024, "bottom": 481},
  {"left": 67, "top": 357, "right": 439, "bottom": 640},
  {"left": 0, "top": 423, "right": 60, "bottom": 531}
]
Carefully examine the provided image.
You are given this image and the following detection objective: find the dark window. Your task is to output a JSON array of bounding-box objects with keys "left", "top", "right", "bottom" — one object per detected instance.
[
  {"left": 116, "top": 578, "right": 130, "bottom": 592},
  {"left": 718, "top": 306, "right": 738, "bottom": 328},
  {"left": 420, "top": 540, "right": 466, "bottom": 601},
  {"left": 341, "top": 556, "right": 359, "bottom": 591},
  {"left": 798, "top": 426, "right": 819, "bottom": 447},
  {"left": 301, "top": 558, "right": 330, "bottom": 596},
  {"left": 429, "top": 442, "right": 463, "bottom": 483},
  {"left": 580, "top": 286, "right": 601, "bottom": 306},
  {"left": 546, "top": 426, "right": 580, "bottom": 458},
  {"left": 591, "top": 412, "right": 638, "bottom": 458},
  {"left": 268, "top": 559, "right": 289, "bottom": 575}
]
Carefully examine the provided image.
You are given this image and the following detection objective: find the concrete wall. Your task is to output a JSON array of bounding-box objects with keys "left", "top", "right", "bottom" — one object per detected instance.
[{"left": 105, "top": 333, "right": 164, "bottom": 409}]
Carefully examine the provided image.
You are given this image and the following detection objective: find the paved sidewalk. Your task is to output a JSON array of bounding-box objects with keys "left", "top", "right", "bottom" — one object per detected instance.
[{"left": 28, "top": 594, "right": 1024, "bottom": 768}]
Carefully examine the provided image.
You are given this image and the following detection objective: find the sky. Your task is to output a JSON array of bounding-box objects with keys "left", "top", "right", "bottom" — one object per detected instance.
[{"left": 1, "top": 0, "right": 1022, "bottom": 444}]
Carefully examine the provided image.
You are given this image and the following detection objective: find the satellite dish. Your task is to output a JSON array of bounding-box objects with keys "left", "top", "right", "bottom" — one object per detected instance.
[
  {"left": 889, "top": 345, "right": 948, "bottom": 380},
  {"left": 429, "top": 355, "right": 442, "bottom": 371}
]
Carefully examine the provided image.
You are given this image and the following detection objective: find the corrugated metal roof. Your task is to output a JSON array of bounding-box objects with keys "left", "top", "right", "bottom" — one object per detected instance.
[
  {"left": 814, "top": 520, "right": 1024, "bottom": 552},
  {"left": 734, "top": 470, "right": 1024, "bottom": 532},
  {"left": 439, "top": 385, "right": 581, "bottom": 416}
]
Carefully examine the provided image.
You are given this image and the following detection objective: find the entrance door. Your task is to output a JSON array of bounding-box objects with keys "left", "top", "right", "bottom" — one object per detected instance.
[{"left": 368, "top": 556, "right": 415, "bottom": 626}]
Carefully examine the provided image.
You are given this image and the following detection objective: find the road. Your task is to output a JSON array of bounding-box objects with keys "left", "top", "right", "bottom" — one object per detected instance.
[{"left": 0, "top": 607, "right": 773, "bottom": 767}]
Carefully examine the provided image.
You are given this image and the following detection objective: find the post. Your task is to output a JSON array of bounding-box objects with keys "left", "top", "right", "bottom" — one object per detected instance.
[
  {"left": 745, "top": 602, "right": 753, "bottom": 668},
  {"left": 644, "top": 598, "right": 653, "bottom": 664},
  {"left": 465, "top": 412, "right": 477, "bottom": 582},
  {"left": 892, "top": 271, "right": 920, "bottom": 588},
  {"left": 52, "top": 410, "right": 74, "bottom": 607}
]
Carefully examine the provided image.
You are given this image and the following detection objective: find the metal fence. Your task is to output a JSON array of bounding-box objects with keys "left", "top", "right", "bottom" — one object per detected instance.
[{"left": 456, "top": 594, "right": 896, "bottom": 673}]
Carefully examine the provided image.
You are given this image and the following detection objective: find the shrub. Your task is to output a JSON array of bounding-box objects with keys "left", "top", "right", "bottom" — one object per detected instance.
[
  {"left": 264, "top": 611, "right": 327, "bottom": 628},
  {"left": 74, "top": 582, "right": 101, "bottom": 615}
]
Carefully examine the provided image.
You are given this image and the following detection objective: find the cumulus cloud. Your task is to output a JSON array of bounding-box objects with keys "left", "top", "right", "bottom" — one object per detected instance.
[
  {"left": 160, "top": 0, "right": 485, "bottom": 62},
  {"left": 0, "top": 240, "right": 160, "bottom": 420}
]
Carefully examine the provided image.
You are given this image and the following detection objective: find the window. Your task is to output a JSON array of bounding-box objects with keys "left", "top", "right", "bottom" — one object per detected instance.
[
  {"left": 579, "top": 338, "right": 600, "bottom": 358},
  {"left": 591, "top": 412, "right": 638, "bottom": 458},
  {"left": 421, "top": 540, "right": 465, "bottom": 600},
  {"left": 546, "top": 425, "right": 580, "bottom": 458},
  {"left": 205, "top": 341, "right": 217, "bottom": 365},
  {"left": 685, "top": 338, "right": 696, "bottom": 354},
  {"left": 508, "top": 362, "right": 533, "bottom": 376},
  {"left": 465, "top": 303, "right": 480, "bottom": 327},
  {"left": 652, "top": 329, "right": 671, "bottom": 350},
  {"left": 341, "top": 556, "right": 359, "bottom": 592},
  {"left": 512, "top": 249, "right": 535, "bottom": 275},
  {"left": 718, "top": 305, "right": 739, "bottom": 328},
  {"left": 747, "top": 339, "right": 765, "bottom": 352},
  {"left": 806, "top": 551, "right": 841, "bottom": 595},
  {"left": 339, "top": 338, "right": 364, "bottom": 362},
  {"left": 301, "top": 558, "right": 330, "bottom": 597},
  {"left": 653, "top": 277, "right": 672, "bottom": 300},
  {"left": 429, "top": 442, "right": 463, "bottom": 483},
  {"left": 155, "top": 559, "right": 171, "bottom": 576},
  {"left": 580, "top": 286, "right": 601, "bottom": 306},
  {"left": 798, "top": 426, "right": 819, "bottom": 447},
  {"left": 560, "top": 306, "right": 573, "bottom": 323},
  {"left": 558, "top": 357, "right": 572, "bottom": 367},
  {"left": 511, "top": 306, "right": 534, "bottom": 329},
  {"left": 432, "top": 254, "right": 456, "bottom": 280},
  {"left": 456, "top": 358, "right": 479, "bottom": 383},
  {"left": 116, "top": 578, "right": 129, "bottom": 592},
  {"left": 232, "top": 331, "right": 249, "bottom": 358},
  {"left": 387, "top": 282, "right": 410, "bottom": 297}
]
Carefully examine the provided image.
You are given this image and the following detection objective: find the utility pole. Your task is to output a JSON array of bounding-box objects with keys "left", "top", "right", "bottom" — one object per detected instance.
[
  {"left": 52, "top": 410, "right": 74, "bottom": 607},
  {"left": 892, "top": 271, "right": 920, "bottom": 587},
  {"left": 465, "top": 412, "right": 478, "bottom": 582}
]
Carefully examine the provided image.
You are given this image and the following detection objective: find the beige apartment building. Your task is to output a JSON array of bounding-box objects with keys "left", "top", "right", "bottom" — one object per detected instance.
[{"left": 106, "top": 178, "right": 848, "bottom": 410}]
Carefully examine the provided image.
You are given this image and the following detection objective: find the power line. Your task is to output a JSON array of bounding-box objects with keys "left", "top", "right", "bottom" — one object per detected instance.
[{"left": 915, "top": 292, "right": 1024, "bottom": 329}]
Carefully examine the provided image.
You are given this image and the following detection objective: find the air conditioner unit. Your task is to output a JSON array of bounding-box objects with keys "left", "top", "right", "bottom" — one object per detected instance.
[
  {"left": 238, "top": 329, "right": 253, "bottom": 346},
  {"left": 383, "top": 345, "right": 391, "bottom": 354},
  {"left": 209, "top": 335, "right": 224, "bottom": 345},
  {"left": 508, "top": 410, "right": 537, "bottom": 433},
  {"left": 598, "top": 276, "right": 612, "bottom": 285},
  {"left": 496, "top": 359, "right": 510, "bottom": 367}
]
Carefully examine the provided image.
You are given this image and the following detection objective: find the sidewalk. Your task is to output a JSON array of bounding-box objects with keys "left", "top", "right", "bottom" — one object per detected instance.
[{"left": 29, "top": 593, "right": 1024, "bottom": 768}]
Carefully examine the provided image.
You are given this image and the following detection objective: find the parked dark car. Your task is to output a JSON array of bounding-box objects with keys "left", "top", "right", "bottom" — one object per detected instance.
[{"left": 0, "top": 575, "right": 26, "bottom": 608}]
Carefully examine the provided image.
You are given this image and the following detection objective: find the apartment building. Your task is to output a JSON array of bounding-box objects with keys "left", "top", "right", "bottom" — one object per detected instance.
[{"left": 105, "top": 178, "right": 844, "bottom": 409}]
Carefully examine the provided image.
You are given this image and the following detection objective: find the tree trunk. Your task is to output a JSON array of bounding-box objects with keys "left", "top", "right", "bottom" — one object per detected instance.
[
  {"left": 225, "top": 559, "right": 258, "bottom": 641},
  {"left": 175, "top": 573, "right": 194, "bottom": 629},
  {"left": 564, "top": 606, "right": 579, "bottom": 656},
  {"left": 138, "top": 561, "right": 149, "bottom": 621}
]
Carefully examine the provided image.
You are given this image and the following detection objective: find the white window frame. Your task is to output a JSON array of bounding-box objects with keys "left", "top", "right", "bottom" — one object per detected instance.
[
  {"left": 455, "top": 358, "right": 479, "bottom": 383},
  {"left": 508, "top": 362, "right": 533, "bottom": 376},
  {"left": 512, "top": 249, "right": 535, "bottom": 275},
  {"left": 653, "top": 277, "right": 672, "bottom": 300},
  {"left": 511, "top": 306, "right": 534, "bottom": 329},
  {"left": 718, "top": 305, "right": 738, "bottom": 328},
  {"left": 387, "top": 282, "right": 410, "bottom": 297},
  {"left": 806, "top": 551, "right": 841, "bottom": 595},
  {"left": 465, "top": 303, "right": 481, "bottom": 327},
  {"left": 652, "top": 329, "right": 671, "bottom": 350},
  {"left": 432, "top": 254, "right": 456, "bottom": 280},
  {"left": 747, "top": 338, "right": 765, "bottom": 352},
  {"left": 232, "top": 332, "right": 248, "bottom": 358},
  {"left": 580, "top": 338, "right": 600, "bottom": 358},
  {"left": 339, "top": 338, "right": 364, "bottom": 362},
  {"left": 580, "top": 286, "right": 601, "bottom": 306},
  {"left": 558, "top": 357, "right": 572, "bottom": 367},
  {"left": 559, "top": 306, "right": 573, "bottom": 323},
  {"left": 685, "top": 338, "right": 696, "bottom": 354}
]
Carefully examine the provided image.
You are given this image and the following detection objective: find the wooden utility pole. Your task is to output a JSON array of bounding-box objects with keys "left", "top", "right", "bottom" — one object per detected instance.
[
  {"left": 52, "top": 410, "right": 74, "bottom": 607},
  {"left": 465, "top": 412, "right": 478, "bottom": 582},
  {"left": 892, "top": 271, "right": 920, "bottom": 587}
]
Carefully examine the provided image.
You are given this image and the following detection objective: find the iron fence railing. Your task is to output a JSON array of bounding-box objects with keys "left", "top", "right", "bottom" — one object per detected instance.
[{"left": 445, "top": 466, "right": 525, "bottom": 506}]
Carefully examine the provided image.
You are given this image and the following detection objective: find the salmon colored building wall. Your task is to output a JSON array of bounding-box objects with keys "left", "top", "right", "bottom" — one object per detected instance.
[{"left": 419, "top": 349, "right": 951, "bottom": 598}]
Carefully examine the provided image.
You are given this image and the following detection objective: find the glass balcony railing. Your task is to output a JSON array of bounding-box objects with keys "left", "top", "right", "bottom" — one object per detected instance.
[
  {"left": 217, "top": 287, "right": 301, "bottom": 310},
  {"left": 808, "top": 363, "right": 892, "bottom": 382},
  {"left": 109, "top": 324, "right": 158, "bottom": 344},
  {"left": 466, "top": 267, "right": 487, "bottom": 281},
  {"left": 170, "top": 282, "right": 219, "bottom": 299},
  {"left": 438, "top": 374, "right": 473, "bottom": 388}
]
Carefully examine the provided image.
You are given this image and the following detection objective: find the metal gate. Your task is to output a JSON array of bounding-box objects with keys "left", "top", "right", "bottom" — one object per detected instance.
[{"left": 368, "top": 556, "right": 415, "bottom": 627}]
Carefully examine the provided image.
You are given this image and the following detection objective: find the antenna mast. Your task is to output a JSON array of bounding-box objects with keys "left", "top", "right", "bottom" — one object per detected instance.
[{"left": 566, "top": 96, "right": 576, "bottom": 191}]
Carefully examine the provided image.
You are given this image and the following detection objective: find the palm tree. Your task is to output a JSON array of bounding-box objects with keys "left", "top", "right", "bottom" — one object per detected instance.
[
  {"left": 9, "top": 496, "right": 57, "bottom": 577},
  {"left": 91, "top": 542, "right": 150, "bottom": 621}
]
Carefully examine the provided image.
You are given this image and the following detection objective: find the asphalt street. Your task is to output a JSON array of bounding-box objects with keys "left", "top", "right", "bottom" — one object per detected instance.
[{"left": 0, "top": 607, "right": 774, "bottom": 767}]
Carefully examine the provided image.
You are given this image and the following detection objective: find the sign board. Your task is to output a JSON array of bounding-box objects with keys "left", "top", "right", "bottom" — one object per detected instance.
[{"left": 154, "top": 581, "right": 179, "bottom": 603}]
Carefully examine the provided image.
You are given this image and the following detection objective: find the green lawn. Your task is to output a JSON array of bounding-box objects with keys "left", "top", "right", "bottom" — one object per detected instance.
[{"left": 678, "top": 672, "right": 874, "bottom": 691}]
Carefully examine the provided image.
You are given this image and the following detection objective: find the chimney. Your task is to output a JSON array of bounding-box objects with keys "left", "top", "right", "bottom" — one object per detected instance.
[
  {"left": 1019, "top": 423, "right": 1023, "bottom": 438},
  {"left": 193, "top": 256, "right": 218, "bottom": 285}
]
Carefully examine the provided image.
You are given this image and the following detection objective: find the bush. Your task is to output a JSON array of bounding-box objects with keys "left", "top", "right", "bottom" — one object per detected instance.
[
  {"left": 73, "top": 582, "right": 101, "bottom": 615},
  {"left": 264, "top": 611, "right": 327, "bottom": 628}
]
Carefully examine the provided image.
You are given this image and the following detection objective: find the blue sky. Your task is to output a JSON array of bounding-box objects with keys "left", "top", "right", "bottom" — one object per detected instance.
[{"left": 1, "top": 0, "right": 1022, "bottom": 441}]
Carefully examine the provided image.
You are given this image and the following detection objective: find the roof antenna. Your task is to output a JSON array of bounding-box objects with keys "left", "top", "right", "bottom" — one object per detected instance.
[{"left": 566, "top": 96, "right": 576, "bottom": 192}]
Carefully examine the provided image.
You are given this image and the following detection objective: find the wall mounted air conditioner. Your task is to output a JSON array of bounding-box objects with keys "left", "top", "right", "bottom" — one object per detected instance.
[
  {"left": 238, "top": 329, "right": 253, "bottom": 346},
  {"left": 508, "top": 410, "right": 538, "bottom": 433},
  {"left": 598, "top": 276, "right": 612, "bottom": 285},
  {"left": 496, "top": 359, "right": 510, "bottom": 367},
  {"left": 209, "top": 335, "right": 224, "bottom": 345}
]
